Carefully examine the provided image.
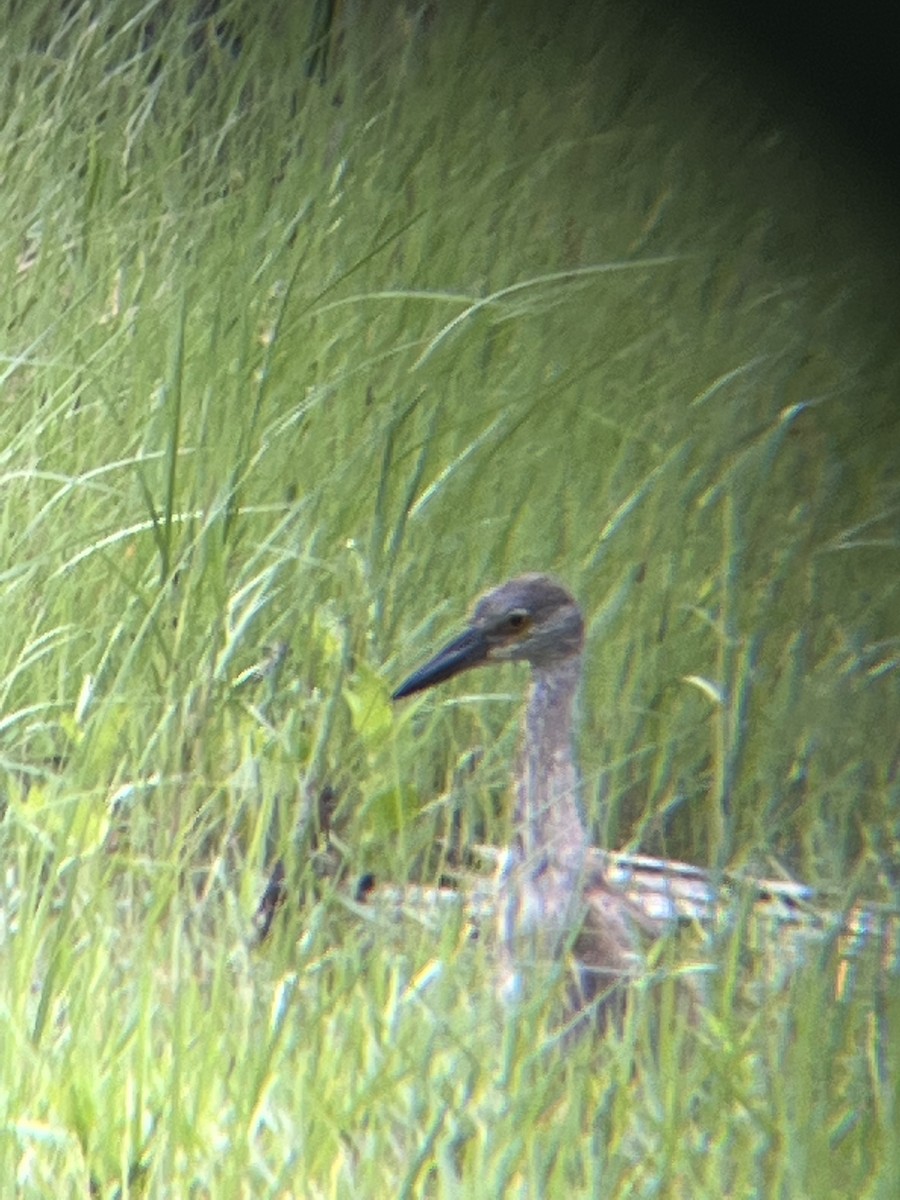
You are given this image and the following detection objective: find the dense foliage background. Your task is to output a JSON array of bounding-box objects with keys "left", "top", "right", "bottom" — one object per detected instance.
[{"left": 1, "top": 2, "right": 897, "bottom": 1194}]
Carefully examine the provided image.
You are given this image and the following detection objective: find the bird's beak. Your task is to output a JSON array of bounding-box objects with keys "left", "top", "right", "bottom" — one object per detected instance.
[{"left": 392, "top": 626, "right": 489, "bottom": 700}]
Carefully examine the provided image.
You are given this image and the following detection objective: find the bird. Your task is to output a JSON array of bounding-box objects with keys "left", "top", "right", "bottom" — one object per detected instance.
[
  {"left": 251, "top": 574, "right": 896, "bottom": 1020},
  {"left": 392, "top": 573, "right": 667, "bottom": 1028},
  {"left": 391, "top": 575, "right": 898, "bottom": 1024}
]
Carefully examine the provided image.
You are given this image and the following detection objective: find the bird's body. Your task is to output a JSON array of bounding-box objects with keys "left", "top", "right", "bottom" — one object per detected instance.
[{"left": 393, "top": 573, "right": 659, "bottom": 1024}]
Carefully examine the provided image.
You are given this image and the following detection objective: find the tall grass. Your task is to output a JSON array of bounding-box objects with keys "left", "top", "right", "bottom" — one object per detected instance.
[{"left": 0, "top": 0, "right": 897, "bottom": 1194}]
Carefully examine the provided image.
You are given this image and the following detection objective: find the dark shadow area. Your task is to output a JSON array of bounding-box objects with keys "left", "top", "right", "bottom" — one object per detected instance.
[{"left": 676, "top": 0, "right": 900, "bottom": 210}]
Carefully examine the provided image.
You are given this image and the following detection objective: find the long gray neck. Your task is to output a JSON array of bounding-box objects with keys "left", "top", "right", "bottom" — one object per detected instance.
[{"left": 514, "top": 655, "right": 588, "bottom": 877}]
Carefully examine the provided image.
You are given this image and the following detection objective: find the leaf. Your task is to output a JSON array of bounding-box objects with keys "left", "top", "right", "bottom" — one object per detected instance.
[{"left": 344, "top": 663, "right": 393, "bottom": 747}]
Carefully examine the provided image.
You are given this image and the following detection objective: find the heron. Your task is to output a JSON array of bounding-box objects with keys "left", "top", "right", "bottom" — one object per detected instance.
[
  {"left": 253, "top": 575, "right": 896, "bottom": 1019},
  {"left": 392, "top": 573, "right": 664, "bottom": 1027}
]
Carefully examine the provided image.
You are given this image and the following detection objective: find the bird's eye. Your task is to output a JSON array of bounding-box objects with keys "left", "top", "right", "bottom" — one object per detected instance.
[{"left": 506, "top": 611, "right": 528, "bottom": 632}]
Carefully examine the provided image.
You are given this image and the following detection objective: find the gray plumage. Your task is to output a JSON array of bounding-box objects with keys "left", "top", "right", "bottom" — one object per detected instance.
[{"left": 393, "top": 574, "right": 658, "bottom": 1026}]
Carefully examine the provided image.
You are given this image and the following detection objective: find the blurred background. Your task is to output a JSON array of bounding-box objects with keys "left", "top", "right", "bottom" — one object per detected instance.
[{"left": 1, "top": 1, "right": 897, "bottom": 1193}]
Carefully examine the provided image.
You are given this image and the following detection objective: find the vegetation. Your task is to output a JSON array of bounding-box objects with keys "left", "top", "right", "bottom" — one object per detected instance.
[{"left": 0, "top": 1, "right": 897, "bottom": 1195}]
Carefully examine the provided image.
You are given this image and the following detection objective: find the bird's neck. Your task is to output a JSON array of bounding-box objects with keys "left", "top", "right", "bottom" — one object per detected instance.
[{"left": 513, "top": 655, "right": 588, "bottom": 877}]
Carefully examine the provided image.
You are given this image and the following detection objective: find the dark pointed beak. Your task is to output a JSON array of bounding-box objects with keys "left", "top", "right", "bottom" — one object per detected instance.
[{"left": 392, "top": 626, "right": 489, "bottom": 700}]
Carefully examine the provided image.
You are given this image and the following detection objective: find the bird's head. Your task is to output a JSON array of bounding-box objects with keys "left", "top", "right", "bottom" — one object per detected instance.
[{"left": 392, "top": 574, "right": 584, "bottom": 700}]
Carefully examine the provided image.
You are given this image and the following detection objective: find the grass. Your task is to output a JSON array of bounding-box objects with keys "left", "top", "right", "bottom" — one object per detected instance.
[{"left": 0, "top": 0, "right": 898, "bottom": 1195}]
